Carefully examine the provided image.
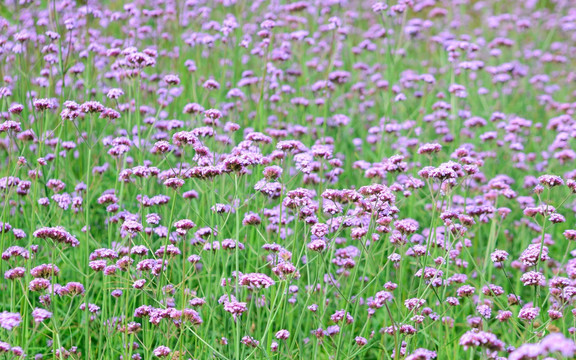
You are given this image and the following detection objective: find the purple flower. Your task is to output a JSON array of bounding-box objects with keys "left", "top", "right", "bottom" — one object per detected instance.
[
  {"left": 32, "top": 308, "right": 52, "bottom": 323},
  {"left": 459, "top": 330, "right": 504, "bottom": 351},
  {"left": 239, "top": 273, "right": 275, "bottom": 290},
  {"left": 33, "top": 226, "right": 79, "bottom": 247},
  {"left": 33, "top": 98, "right": 57, "bottom": 111},
  {"left": 0, "top": 311, "right": 22, "bottom": 330},
  {"left": 121, "top": 220, "right": 143, "bottom": 234},
  {"left": 153, "top": 346, "right": 171, "bottom": 357},
  {"left": 520, "top": 271, "right": 545, "bottom": 286},
  {"left": 223, "top": 298, "right": 248, "bottom": 321},
  {"left": 518, "top": 306, "right": 540, "bottom": 321},
  {"left": 275, "top": 329, "right": 290, "bottom": 340}
]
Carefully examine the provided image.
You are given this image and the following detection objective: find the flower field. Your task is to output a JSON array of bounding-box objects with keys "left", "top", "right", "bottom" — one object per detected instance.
[{"left": 2, "top": 0, "right": 576, "bottom": 359}]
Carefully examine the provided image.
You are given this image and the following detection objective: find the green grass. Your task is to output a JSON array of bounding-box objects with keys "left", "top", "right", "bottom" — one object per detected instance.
[{"left": 1, "top": 0, "right": 576, "bottom": 359}]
